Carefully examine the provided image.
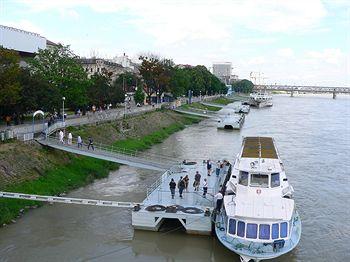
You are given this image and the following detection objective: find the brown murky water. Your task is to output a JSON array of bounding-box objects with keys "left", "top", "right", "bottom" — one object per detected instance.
[{"left": 0, "top": 95, "right": 349, "bottom": 262}]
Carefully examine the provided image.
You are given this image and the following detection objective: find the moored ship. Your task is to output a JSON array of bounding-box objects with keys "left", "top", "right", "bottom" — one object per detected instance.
[
  {"left": 215, "top": 137, "right": 301, "bottom": 261},
  {"left": 249, "top": 93, "right": 273, "bottom": 108}
]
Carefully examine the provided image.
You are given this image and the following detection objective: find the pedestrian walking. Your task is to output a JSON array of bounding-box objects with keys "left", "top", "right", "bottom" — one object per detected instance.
[
  {"left": 59, "top": 130, "right": 64, "bottom": 144},
  {"left": 77, "top": 136, "right": 83, "bottom": 148},
  {"left": 207, "top": 159, "right": 212, "bottom": 176},
  {"left": 87, "top": 137, "right": 94, "bottom": 150},
  {"left": 214, "top": 191, "right": 224, "bottom": 212},
  {"left": 183, "top": 175, "right": 189, "bottom": 192},
  {"left": 169, "top": 178, "right": 176, "bottom": 199},
  {"left": 178, "top": 177, "right": 185, "bottom": 198},
  {"left": 203, "top": 178, "right": 208, "bottom": 198},
  {"left": 216, "top": 160, "right": 221, "bottom": 177},
  {"left": 68, "top": 132, "right": 73, "bottom": 145},
  {"left": 193, "top": 171, "right": 201, "bottom": 191}
]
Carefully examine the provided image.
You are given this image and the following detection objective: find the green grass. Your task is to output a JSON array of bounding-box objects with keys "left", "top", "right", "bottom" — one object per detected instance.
[
  {"left": 0, "top": 155, "right": 118, "bottom": 225},
  {"left": 181, "top": 102, "right": 221, "bottom": 112},
  {"left": 210, "top": 97, "right": 233, "bottom": 105},
  {"left": 113, "top": 115, "right": 200, "bottom": 151}
]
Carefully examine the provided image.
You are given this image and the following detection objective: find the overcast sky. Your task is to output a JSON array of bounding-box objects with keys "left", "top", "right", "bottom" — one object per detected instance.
[{"left": 1, "top": 0, "right": 349, "bottom": 86}]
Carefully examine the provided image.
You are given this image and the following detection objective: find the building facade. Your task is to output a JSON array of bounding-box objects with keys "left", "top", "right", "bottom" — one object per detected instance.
[
  {"left": 213, "top": 62, "right": 232, "bottom": 84},
  {"left": 79, "top": 57, "right": 139, "bottom": 83}
]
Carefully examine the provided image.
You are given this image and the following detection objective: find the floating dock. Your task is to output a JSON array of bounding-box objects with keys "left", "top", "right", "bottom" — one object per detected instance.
[{"left": 132, "top": 161, "right": 229, "bottom": 235}]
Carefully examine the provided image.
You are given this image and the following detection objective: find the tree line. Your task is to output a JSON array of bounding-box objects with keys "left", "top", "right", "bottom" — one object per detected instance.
[{"left": 0, "top": 45, "right": 227, "bottom": 124}]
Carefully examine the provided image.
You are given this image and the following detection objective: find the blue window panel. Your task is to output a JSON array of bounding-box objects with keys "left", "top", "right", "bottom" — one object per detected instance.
[
  {"left": 228, "top": 219, "right": 236, "bottom": 235},
  {"left": 271, "top": 173, "right": 280, "bottom": 187},
  {"left": 259, "top": 224, "right": 270, "bottom": 240},
  {"left": 272, "top": 223, "right": 279, "bottom": 239},
  {"left": 237, "top": 221, "right": 245, "bottom": 237},
  {"left": 280, "top": 222, "right": 288, "bottom": 238},
  {"left": 246, "top": 223, "right": 258, "bottom": 239}
]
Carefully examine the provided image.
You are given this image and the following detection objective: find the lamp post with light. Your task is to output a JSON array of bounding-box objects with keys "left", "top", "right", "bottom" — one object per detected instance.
[
  {"left": 62, "top": 97, "right": 65, "bottom": 123},
  {"left": 124, "top": 94, "right": 128, "bottom": 118},
  {"left": 156, "top": 90, "right": 160, "bottom": 108}
]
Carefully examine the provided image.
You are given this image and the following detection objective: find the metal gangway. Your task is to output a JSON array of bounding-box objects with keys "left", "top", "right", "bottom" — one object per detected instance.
[
  {"left": 0, "top": 191, "right": 139, "bottom": 208},
  {"left": 200, "top": 101, "right": 225, "bottom": 108},
  {"left": 173, "top": 108, "right": 218, "bottom": 118},
  {"left": 38, "top": 136, "right": 180, "bottom": 172}
]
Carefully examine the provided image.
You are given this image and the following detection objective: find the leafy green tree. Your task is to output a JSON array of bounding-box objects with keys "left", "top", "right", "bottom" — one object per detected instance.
[
  {"left": 28, "top": 44, "right": 89, "bottom": 110},
  {"left": 18, "top": 68, "right": 60, "bottom": 114},
  {"left": 114, "top": 72, "right": 140, "bottom": 91},
  {"left": 134, "top": 87, "right": 145, "bottom": 104},
  {"left": 0, "top": 47, "right": 21, "bottom": 119},
  {"left": 232, "top": 79, "right": 254, "bottom": 93}
]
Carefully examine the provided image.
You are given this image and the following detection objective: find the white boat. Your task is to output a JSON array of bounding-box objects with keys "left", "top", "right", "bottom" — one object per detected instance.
[
  {"left": 215, "top": 137, "right": 301, "bottom": 262},
  {"left": 235, "top": 104, "right": 250, "bottom": 114},
  {"left": 249, "top": 92, "right": 273, "bottom": 108},
  {"left": 217, "top": 114, "right": 245, "bottom": 130}
]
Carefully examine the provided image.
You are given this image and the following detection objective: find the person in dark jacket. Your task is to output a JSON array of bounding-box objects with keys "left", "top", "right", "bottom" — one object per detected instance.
[
  {"left": 87, "top": 137, "right": 94, "bottom": 150},
  {"left": 169, "top": 178, "right": 176, "bottom": 199},
  {"left": 178, "top": 177, "right": 185, "bottom": 199}
]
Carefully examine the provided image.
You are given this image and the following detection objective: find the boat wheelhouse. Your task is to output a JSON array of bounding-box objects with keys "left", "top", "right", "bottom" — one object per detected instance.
[
  {"left": 215, "top": 137, "right": 301, "bottom": 262},
  {"left": 249, "top": 93, "right": 273, "bottom": 108},
  {"left": 217, "top": 113, "right": 245, "bottom": 130}
]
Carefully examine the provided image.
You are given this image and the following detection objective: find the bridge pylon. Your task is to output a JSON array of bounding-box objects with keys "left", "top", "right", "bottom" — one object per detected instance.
[{"left": 333, "top": 89, "right": 337, "bottom": 99}]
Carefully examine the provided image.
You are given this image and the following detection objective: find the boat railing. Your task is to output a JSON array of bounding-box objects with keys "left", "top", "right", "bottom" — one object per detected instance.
[{"left": 146, "top": 170, "right": 172, "bottom": 199}]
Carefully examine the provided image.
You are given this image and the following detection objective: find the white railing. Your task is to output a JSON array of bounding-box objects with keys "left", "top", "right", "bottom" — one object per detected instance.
[{"left": 0, "top": 191, "right": 139, "bottom": 208}]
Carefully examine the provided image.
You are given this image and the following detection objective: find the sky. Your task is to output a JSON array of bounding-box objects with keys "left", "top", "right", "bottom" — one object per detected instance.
[{"left": 0, "top": 0, "right": 349, "bottom": 86}]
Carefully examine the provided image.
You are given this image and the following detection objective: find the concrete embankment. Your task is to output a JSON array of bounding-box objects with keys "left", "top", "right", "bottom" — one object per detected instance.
[{"left": 0, "top": 110, "right": 202, "bottom": 226}]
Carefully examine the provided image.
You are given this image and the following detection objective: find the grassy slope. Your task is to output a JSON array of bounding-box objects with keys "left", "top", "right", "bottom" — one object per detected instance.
[
  {"left": 210, "top": 97, "right": 233, "bottom": 105},
  {"left": 0, "top": 111, "right": 201, "bottom": 225},
  {"left": 181, "top": 102, "right": 221, "bottom": 111}
]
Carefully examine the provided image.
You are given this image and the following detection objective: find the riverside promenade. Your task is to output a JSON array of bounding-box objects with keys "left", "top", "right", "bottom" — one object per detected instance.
[{"left": 0, "top": 105, "right": 158, "bottom": 137}]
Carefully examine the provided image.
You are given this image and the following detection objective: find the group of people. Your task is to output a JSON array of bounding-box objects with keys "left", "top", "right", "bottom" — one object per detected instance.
[
  {"left": 57, "top": 130, "right": 94, "bottom": 150},
  {"left": 206, "top": 159, "right": 226, "bottom": 177},
  {"left": 168, "top": 171, "right": 209, "bottom": 199}
]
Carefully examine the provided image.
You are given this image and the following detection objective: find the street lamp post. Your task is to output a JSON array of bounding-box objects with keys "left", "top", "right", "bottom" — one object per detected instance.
[
  {"left": 156, "top": 90, "right": 159, "bottom": 108},
  {"left": 199, "top": 91, "right": 202, "bottom": 101},
  {"left": 62, "top": 97, "right": 65, "bottom": 123},
  {"left": 124, "top": 94, "right": 128, "bottom": 118}
]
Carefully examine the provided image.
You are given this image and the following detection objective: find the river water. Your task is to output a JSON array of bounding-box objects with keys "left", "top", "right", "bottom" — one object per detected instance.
[{"left": 0, "top": 95, "right": 349, "bottom": 262}]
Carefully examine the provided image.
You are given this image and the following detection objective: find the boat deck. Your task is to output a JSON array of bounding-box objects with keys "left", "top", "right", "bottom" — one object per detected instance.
[
  {"left": 241, "top": 137, "right": 278, "bottom": 159},
  {"left": 132, "top": 162, "right": 228, "bottom": 235}
]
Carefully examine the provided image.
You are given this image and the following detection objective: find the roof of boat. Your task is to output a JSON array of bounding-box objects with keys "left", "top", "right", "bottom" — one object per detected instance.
[
  {"left": 224, "top": 194, "right": 294, "bottom": 221},
  {"left": 241, "top": 137, "right": 278, "bottom": 159}
]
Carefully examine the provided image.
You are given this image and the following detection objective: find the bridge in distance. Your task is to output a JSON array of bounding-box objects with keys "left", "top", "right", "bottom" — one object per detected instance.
[{"left": 255, "top": 85, "right": 350, "bottom": 98}]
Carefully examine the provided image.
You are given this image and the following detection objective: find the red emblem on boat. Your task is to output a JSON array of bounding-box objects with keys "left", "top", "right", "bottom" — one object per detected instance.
[{"left": 256, "top": 189, "right": 261, "bottom": 194}]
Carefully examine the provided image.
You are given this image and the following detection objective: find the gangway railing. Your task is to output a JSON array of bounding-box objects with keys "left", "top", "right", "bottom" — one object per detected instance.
[
  {"left": 0, "top": 191, "right": 140, "bottom": 208},
  {"left": 39, "top": 136, "right": 181, "bottom": 171}
]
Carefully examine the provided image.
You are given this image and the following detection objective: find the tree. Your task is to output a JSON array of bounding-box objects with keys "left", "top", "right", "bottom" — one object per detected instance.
[
  {"left": 28, "top": 44, "right": 89, "bottom": 110},
  {"left": 134, "top": 87, "right": 145, "bottom": 104},
  {"left": 232, "top": 79, "right": 254, "bottom": 93},
  {"left": 138, "top": 54, "right": 174, "bottom": 101},
  {"left": 0, "top": 47, "right": 21, "bottom": 119}
]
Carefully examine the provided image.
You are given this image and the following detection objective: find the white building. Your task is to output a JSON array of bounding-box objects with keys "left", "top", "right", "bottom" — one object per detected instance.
[
  {"left": 0, "top": 25, "right": 46, "bottom": 54},
  {"left": 213, "top": 62, "right": 232, "bottom": 84},
  {"left": 79, "top": 57, "right": 136, "bottom": 82}
]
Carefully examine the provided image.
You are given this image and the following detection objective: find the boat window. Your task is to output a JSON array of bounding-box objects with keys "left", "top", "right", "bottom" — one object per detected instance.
[
  {"left": 239, "top": 171, "right": 248, "bottom": 186},
  {"left": 237, "top": 221, "right": 245, "bottom": 237},
  {"left": 250, "top": 174, "right": 269, "bottom": 187},
  {"left": 280, "top": 222, "right": 288, "bottom": 238},
  {"left": 271, "top": 173, "right": 280, "bottom": 187},
  {"left": 272, "top": 223, "right": 279, "bottom": 239},
  {"left": 228, "top": 219, "right": 236, "bottom": 235},
  {"left": 259, "top": 224, "right": 270, "bottom": 240},
  {"left": 246, "top": 223, "right": 257, "bottom": 239}
]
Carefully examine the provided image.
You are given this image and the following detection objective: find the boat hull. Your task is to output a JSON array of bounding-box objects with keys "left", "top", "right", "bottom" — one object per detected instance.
[{"left": 214, "top": 211, "right": 302, "bottom": 261}]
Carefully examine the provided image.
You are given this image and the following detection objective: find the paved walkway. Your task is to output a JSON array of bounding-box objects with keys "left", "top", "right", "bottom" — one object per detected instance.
[{"left": 1, "top": 105, "right": 158, "bottom": 136}]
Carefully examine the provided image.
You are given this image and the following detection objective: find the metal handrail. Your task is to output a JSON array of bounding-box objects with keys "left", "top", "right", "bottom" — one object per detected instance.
[{"left": 45, "top": 136, "right": 178, "bottom": 168}]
